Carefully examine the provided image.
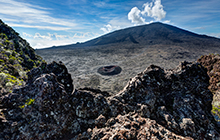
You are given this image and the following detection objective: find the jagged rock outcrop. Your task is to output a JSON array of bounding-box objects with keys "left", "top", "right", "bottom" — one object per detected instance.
[
  {"left": 198, "top": 54, "right": 220, "bottom": 93},
  {"left": 198, "top": 54, "right": 220, "bottom": 121},
  {"left": 76, "top": 61, "right": 219, "bottom": 139},
  {"left": 1, "top": 60, "right": 219, "bottom": 139},
  {"left": 0, "top": 62, "right": 110, "bottom": 139},
  {"left": 0, "top": 19, "right": 43, "bottom": 97}
]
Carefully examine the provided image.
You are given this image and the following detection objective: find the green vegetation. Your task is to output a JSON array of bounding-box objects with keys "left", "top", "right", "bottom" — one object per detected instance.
[
  {"left": 0, "top": 20, "right": 44, "bottom": 95},
  {"left": 0, "top": 59, "right": 4, "bottom": 64},
  {"left": 19, "top": 98, "right": 35, "bottom": 109},
  {"left": 0, "top": 33, "right": 8, "bottom": 40},
  {"left": 0, "top": 72, "right": 24, "bottom": 93},
  {"left": 0, "top": 72, "right": 24, "bottom": 85},
  {"left": 9, "top": 55, "right": 16, "bottom": 64},
  {"left": 212, "top": 105, "right": 220, "bottom": 122}
]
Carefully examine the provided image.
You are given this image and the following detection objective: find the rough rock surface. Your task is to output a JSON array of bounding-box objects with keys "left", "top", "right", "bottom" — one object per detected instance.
[
  {"left": 75, "top": 61, "right": 219, "bottom": 140},
  {"left": 198, "top": 54, "right": 220, "bottom": 93},
  {"left": 198, "top": 54, "right": 220, "bottom": 121},
  {"left": 74, "top": 113, "right": 192, "bottom": 140},
  {"left": 1, "top": 59, "right": 220, "bottom": 139},
  {"left": 27, "top": 61, "right": 74, "bottom": 94},
  {"left": 0, "top": 62, "right": 110, "bottom": 139}
]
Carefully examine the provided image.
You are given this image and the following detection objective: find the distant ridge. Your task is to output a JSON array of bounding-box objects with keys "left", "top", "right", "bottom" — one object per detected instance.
[{"left": 43, "top": 22, "right": 220, "bottom": 50}]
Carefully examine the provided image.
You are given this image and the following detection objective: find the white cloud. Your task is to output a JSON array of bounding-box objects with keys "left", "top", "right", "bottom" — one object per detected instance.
[
  {"left": 73, "top": 32, "right": 96, "bottom": 39},
  {"left": 93, "top": 2, "right": 106, "bottom": 7},
  {"left": 141, "top": 0, "right": 166, "bottom": 21},
  {"left": 128, "top": 7, "right": 146, "bottom": 25},
  {"left": 0, "top": 0, "right": 77, "bottom": 30},
  {"left": 128, "top": 0, "right": 167, "bottom": 25},
  {"left": 8, "top": 23, "right": 71, "bottom": 31},
  {"left": 100, "top": 24, "right": 121, "bottom": 34},
  {"left": 34, "top": 33, "right": 53, "bottom": 40},
  {"left": 54, "top": 33, "right": 68, "bottom": 40},
  {"left": 100, "top": 18, "right": 133, "bottom": 34},
  {"left": 163, "top": 20, "right": 170, "bottom": 24},
  {"left": 21, "top": 32, "right": 99, "bottom": 49},
  {"left": 22, "top": 32, "right": 33, "bottom": 38}
]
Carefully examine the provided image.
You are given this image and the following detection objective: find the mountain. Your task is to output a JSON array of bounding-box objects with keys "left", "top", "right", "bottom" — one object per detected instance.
[{"left": 49, "top": 22, "right": 220, "bottom": 49}]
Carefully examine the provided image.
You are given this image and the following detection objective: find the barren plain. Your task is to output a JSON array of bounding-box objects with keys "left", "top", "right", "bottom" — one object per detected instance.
[{"left": 36, "top": 23, "right": 220, "bottom": 94}]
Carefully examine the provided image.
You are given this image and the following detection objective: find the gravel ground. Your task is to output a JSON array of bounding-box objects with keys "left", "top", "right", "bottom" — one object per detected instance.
[{"left": 36, "top": 44, "right": 220, "bottom": 94}]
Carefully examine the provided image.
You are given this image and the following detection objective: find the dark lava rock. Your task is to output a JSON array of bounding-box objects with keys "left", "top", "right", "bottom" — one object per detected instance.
[
  {"left": 97, "top": 65, "right": 122, "bottom": 76},
  {"left": 198, "top": 54, "right": 220, "bottom": 93},
  {"left": 27, "top": 61, "right": 74, "bottom": 94},
  {"left": 76, "top": 61, "right": 219, "bottom": 140},
  {"left": 198, "top": 54, "right": 220, "bottom": 122},
  {"left": 1, "top": 59, "right": 220, "bottom": 139},
  {"left": 0, "top": 61, "right": 110, "bottom": 139},
  {"left": 75, "top": 112, "right": 191, "bottom": 140}
]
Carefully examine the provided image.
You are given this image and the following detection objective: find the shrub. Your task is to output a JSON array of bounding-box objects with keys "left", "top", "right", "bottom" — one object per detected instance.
[
  {"left": 0, "top": 72, "right": 24, "bottom": 87},
  {"left": 0, "top": 59, "right": 4, "bottom": 64},
  {"left": 212, "top": 105, "right": 220, "bottom": 122},
  {"left": 9, "top": 55, "right": 16, "bottom": 64},
  {"left": 5, "top": 39, "right": 12, "bottom": 45},
  {"left": 0, "top": 33, "right": 8, "bottom": 40},
  {"left": 17, "top": 57, "right": 24, "bottom": 64},
  {"left": 19, "top": 98, "right": 35, "bottom": 109}
]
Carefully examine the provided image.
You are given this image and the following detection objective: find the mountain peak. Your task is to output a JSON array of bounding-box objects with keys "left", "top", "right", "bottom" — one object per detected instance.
[{"left": 52, "top": 22, "right": 220, "bottom": 49}]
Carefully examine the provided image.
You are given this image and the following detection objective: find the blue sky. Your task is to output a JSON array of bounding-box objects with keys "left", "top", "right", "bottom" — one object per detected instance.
[{"left": 0, "top": 0, "right": 220, "bottom": 49}]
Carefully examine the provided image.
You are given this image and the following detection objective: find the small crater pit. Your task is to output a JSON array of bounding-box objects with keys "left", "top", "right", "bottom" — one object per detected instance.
[{"left": 97, "top": 65, "right": 122, "bottom": 76}]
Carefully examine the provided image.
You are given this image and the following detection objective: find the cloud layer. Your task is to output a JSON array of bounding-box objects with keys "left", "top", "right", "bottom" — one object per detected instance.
[
  {"left": 128, "top": 0, "right": 166, "bottom": 25},
  {"left": 0, "top": 0, "right": 77, "bottom": 31},
  {"left": 22, "top": 32, "right": 98, "bottom": 49}
]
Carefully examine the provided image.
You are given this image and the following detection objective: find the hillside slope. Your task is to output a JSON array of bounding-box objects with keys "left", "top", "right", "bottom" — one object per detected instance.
[
  {"left": 0, "top": 20, "right": 43, "bottom": 96},
  {"left": 52, "top": 22, "right": 220, "bottom": 49}
]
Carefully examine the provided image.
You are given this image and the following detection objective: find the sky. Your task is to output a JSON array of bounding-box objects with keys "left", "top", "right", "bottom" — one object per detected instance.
[{"left": 0, "top": 0, "right": 220, "bottom": 49}]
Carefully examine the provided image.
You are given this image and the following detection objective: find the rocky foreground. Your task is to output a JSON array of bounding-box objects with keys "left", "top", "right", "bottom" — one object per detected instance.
[{"left": 1, "top": 58, "right": 220, "bottom": 139}]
